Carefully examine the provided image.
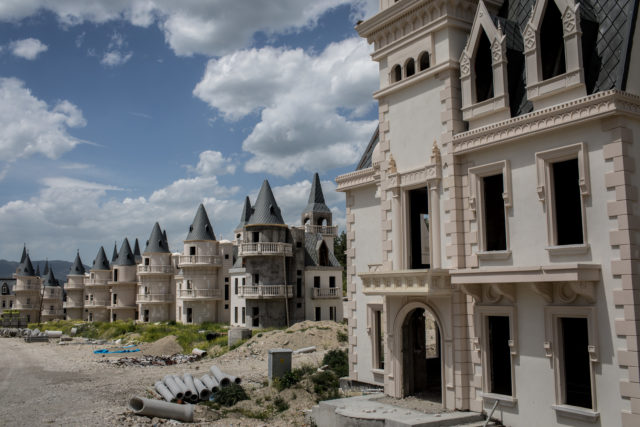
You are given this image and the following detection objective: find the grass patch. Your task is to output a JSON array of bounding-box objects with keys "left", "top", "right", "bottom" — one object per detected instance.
[{"left": 273, "top": 396, "right": 289, "bottom": 412}]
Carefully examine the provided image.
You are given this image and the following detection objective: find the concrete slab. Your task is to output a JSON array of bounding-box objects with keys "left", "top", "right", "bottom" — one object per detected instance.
[{"left": 311, "top": 394, "right": 484, "bottom": 427}]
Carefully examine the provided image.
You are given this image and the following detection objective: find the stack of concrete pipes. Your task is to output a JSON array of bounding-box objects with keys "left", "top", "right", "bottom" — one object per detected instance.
[{"left": 153, "top": 365, "right": 242, "bottom": 404}]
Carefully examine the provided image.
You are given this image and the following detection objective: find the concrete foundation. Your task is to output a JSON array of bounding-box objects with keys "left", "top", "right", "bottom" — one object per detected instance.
[{"left": 227, "top": 327, "right": 251, "bottom": 347}]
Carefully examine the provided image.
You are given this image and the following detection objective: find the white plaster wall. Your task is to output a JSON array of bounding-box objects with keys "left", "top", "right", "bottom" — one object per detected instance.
[
  {"left": 183, "top": 240, "right": 219, "bottom": 256},
  {"left": 304, "top": 268, "right": 344, "bottom": 321}
]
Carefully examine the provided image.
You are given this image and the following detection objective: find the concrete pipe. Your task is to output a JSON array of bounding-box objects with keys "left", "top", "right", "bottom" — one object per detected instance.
[
  {"left": 200, "top": 374, "right": 220, "bottom": 393},
  {"left": 172, "top": 375, "right": 191, "bottom": 398},
  {"left": 227, "top": 374, "right": 242, "bottom": 385},
  {"left": 193, "top": 378, "right": 211, "bottom": 401},
  {"left": 293, "top": 346, "right": 316, "bottom": 354},
  {"left": 192, "top": 348, "right": 207, "bottom": 357},
  {"left": 182, "top": 374, "right": 198, "bottom": 398},
  {"left": 210, "top": 365, "right": 231, "bottom": 387},
  {"left": 155, "top": 381, "right": 176, "bottom": 403},
  {"left": 46, "top": 330, "right": 63, "bottom": 338},
  {"left": 129, "top": 396, "right": 194, "bottom": 423},
  {"left": 162, "top": 375, "right": 184, "bottom": 400}
]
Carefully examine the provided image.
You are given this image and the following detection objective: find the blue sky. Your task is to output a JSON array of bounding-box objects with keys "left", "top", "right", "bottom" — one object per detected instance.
[{"left": 0, "top": 0, "right": 379, "bottom": 262}]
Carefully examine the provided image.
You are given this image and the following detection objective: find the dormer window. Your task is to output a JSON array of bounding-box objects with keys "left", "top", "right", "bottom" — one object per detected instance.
[
  {"left": 540, "top": 1, "right": 565, "bottom": 80},
  {"left": 405, "top": 58, "right": 415, "bottom": 77},
  {"left": 474, "top": 30, "right": 494, "bottom": 102},
  {"left": 418, "top": 51, "right": 430, "bottom": 71},
  {"left": 392, "top": 64, "right": 402, "bottom": 82}
]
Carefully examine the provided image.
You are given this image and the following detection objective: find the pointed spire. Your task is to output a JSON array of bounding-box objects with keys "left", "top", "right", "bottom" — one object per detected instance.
[
  {"left": 111, "top": 242, "right": 118, "bottom": 263},
  {"left": 92, "top": 246, "right": 111, "bottom": 271},
  {"left": 17, "top": 253, "right": 35, "bottom": 276},
  {"left": 303, "top": 173, "right": 331, "bottom": 214},
  {"left": 236, "top": 196, "right": 252, "bottom": 230},
  {"left": 42, "top": 265, "right": 59, "bottom": 287},
  {"left": 19, "top": 244, "right": 27, "bottom": 264},
  {"left": 43, "top": 259, "right": 49, "bottom": 275},
  {"left": 247, "top": 180, "right": 285, "bottom": 225},
  {"left": 115, "top": 238, "right": 137, "bottom": 266},
  {"left": 163, "top": 230, "right": 168, "bottom": 245},
  {"left": 35, "top": 264, "right": 41, "bottom": 277},
  {"left": 69, "top": 251, "right": 85, "bottom": 275},
  {"left": 186, "top": 204, "right": 216, "bottom": 241},
  {"left": 145, "top": 223, "right": 170, "bottom": 253},
  {"left": 134, "top": 238, "right": 142, "bottom": 263}
]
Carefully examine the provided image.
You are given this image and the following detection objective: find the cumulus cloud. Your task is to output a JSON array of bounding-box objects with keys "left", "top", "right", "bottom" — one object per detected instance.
[
  {"left": 9, "top": 38, "right": 48, "bottom": 59},
  {"left": 269, "top": 178, "right": 344, "bottom": 227},
  {"left": 101, "top": 31, "right": 132, "bottom": 66},
  {"left": 0, "top": 1, "right": 376, "bottom": 57},
  {"left": 0, "top": 77, "right": 86, "bottom": 173},
  {"left": 193, "top": 37, "right": 378, "bottom": 176},
  {"left": 190, "top": 150, "right": 236, "bottom": 176}
]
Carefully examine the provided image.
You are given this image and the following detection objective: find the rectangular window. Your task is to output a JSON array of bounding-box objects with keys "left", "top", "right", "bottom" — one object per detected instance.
[
  {"left": 330, "top": 306, "right": 336, "bottom": 321},
  {"left": 224, "top": 285, "right": 229, "bottom": 301},
  {"left": 241, "top": 307, "right": 246, "bottom": 324},
  {"left": 254, "top": 274, "right": 259, "bottom": 284},
  {"left": 252, "top": 231, "right": 259, "bottom": 242},
  {"left": 483, "top": 174, "right": 507, "bottom": 251},
  {"left": 225, "top": 254, "right": 229, "bottom": 259},
  {"left": 113, "top": 269, "right": 118, "bottom": 282},
  {"left": 315, "top": 307, "right": 321, "bottom": 321},
  {"left": 189, "top": 246, "right": 196, "bottom": 255},
  {"left": 27, "top": 298, "right": 30, "bottom": 304},
  {"left": 560, "top": 317, "right": 591, "bottom": 408},
  {"left": 552, "top": 159, "right": 583, "bottom": 245},
  {"left": 145, "top": 258, "right": 150, "bottom": 265},
  {"left": 9, "top": 300, "right": 13, "bottom": 308},
  {"left": 296, "top": 278, "right": 302, "bottom": 297},
  {"left": 242, "top": 278, "right": 245, "bottom": 286},
  {"left": 408, "top": 187, "right": 429, "bottom": 269},
  {"left": 488, "top": 316, "right": 512, "bottom": 395},
  {"left": 374, "top": 309, "right": 384, "bottom": 369},
  {"left": 252, "top": 307, "right": 259, "bottom": 327},
  {"left": 234, "top": 307, "right": 238, "bottom": 323},
  {"left": 329, "top": 277, "right": 336, "bottom": 288},
  {"left": 234, "top": 278, "right": 238, "bottom": 295},
  {"left": 314, "top": 276, "right": 320, "bottom": 288},
  {"left": 1, "top": 300, "right": 5, "bottom": 308},
  {"left": 297, "top": 270, "right": 302, "bottom": 276}
]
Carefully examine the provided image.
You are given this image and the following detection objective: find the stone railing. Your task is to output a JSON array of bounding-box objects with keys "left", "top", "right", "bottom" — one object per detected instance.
[
  {"left": 86, "top": 300, "right": 109, "bottom": 307},
  {"left": 41, "top": 309, "right": 65, "bottom": 316},
  {"left": 110, "top": 302, "right": 136, "bottom": 309},
  {"left": 177, "top": 255, "right": 223, "bottom": 267},
  {"left": 64, "top": 282, "right": 84, "bottom": 289},
  {"left": 177, "top": 289, "right": 223, "bottom": 299},
  {"left": 14, "top": 283, "right": 40, "bottom": 291},
  {"left": 359, "top": 269, "right": 451, "bottom": 296},
  {"left": 136, "top": 293, "right": 173, "bottom": 303},
  {"left": 239, "top": 285, "right": 294, "bottom": 298},
  {"left": 85, "top": 279, "right": 109, "bottom": 287},
  {"left": 64, "top": 301, "right": 83, "bottom": 308},
  {"left": 238, "top": 242, "right": 293, "bottom": 257},
  {"left": 137, "top": 265, "right": 174, "bottom": 274},
  {"left": 312, "top": 287, "right": 341, "bottom": 299},
  {"left": 304, "top": 224, "right": 338, "bottom": 235}
]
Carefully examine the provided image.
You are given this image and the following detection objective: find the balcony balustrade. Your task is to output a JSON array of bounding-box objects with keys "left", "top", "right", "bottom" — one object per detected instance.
[
  {"left": 41, "top": 309, "right": 65, "bottom": 316},
  {"left": 137, "top": 265, "right": 174, "bottom": 274},
  {"left": 85, "top": 279, "right": 109, "bottom": 287},
  {"left": 14, "top": 283, "right": 40, "bottom": 291},
  {"left": 64, "top": 282, "right": 84, "bottom": 289},
  {"left": 64, "top": 301, "right": 83, "bottom": 308},
  {"left": 110, "top": 302, "right": 137, "bottom": 309},
  {"left": 312, "top": 287, "right": 341, "bottom": 299},
  {"left": 177, "top": 255, "right": 222, "bottom": 268},
  {"left": 85, "top": 300, "right": 109, "bottom": 307},
  {"left": 239, "top": 285, "right": 294, "bottom": 298},
  {"left": 238, "top": 242, "right": 293, "bottom": 257},
  {"left": 304, "top": 224, "right": 338, "bottom": 235},
  {"left": 177, "top": 289, "right": 222, "bottom": 299},
  {"left": 136, "top": 293, "right": 173, "bottom": 303}
]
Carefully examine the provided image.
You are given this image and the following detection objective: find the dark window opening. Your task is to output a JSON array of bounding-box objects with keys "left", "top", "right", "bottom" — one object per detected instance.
[
  {"left": 419, "top": 51, "right": 430, "bottom": 71},
  {"left": 224, "top": 284, "right": 229, "bottom": 300},
  {"left": 144, "top": 258, "right": 150, "bottom": 265},
  {"left": 474, "top": 30, "right": 494, "bottom": 102},
  {"left": 254, "top": 274, "right": 259, "bottom": 284},
  {"left": 234, "top": 307, "right": 238, "bottom": 323},
  {"left": 314, "top": 276, "right": 320, "bottom": 288},
  {"left": 296, "top": 302, "right": 302, "bottom": 309},
  {"left": 540, "top": 1, "right": 566, "bottom": 80},
  {"left": 296, "top": 278, "right": 302, "bottom": 296},
  {"left": 242, "top": 307, "right": 246, "bottom": 323},
  {"left": 189, "top": 246, "right": 196, "bottom": 256},
  {"left": 234, "top": 278, "right": 238, "bottom": 295},
  {"left": 488, "top": 316, "right": 512, "bottom": 395},
  {"left": 113, "top": 269, "right": 118, "bottom": 282},
  {"left": 405, "top": 58, "right": 415, "bottom": 77},
  {"left": 143, "top": 309, "right": 149, "bottom": 322},
  {"left": 319, "top": 241, "right": 329, "bottom": 266},
  {"left": 112, "top": 313, "right": 116, "bottom": 322},
  {"left": 112, "top": 293, "right": 117, "bottom": 305},
  {"left": 225, "top": 254, "right": 229, "bottom": 259},
  {"left": 408, "top": 187, "right": 429, "bottom": 269},
  {"left": 252, "top": 231, "right": 259, "bottom": 242},
  {"left": 252, "top": 307, "right": 259, "bottom": 327},
  {"left": 552, "top": 159, "right": 583, "bottom": 245},
  {"left": 297, "top": 270, "right": 302, "bottom": 276},
  {"left": 329, "top": 276, "right": 336, "bottom": 288},
  {"left": 392, "top": 64, "right": 402, "bottom": 82},
  {"left": 186, "top": 307, "right": 193, "bottom": 323},
  {"left": 483, "top": 174, "right": 507, "bottom": 251},
  {"left": 296, "top": 241, "right": 302, "bottom": 248},
  {"left": 315, "top": 307, "right": 321, "bottom": 321},
  {"left": 561, "top": 317, "right": 592, "bottom": 408},
  {"left": 375, "top": 309, "right": 384, "bottom": 369}
]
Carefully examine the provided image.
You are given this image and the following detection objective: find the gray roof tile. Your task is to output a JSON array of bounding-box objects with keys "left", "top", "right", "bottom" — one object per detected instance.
[
  {"left": 236, "top": 197, "right": 252, "bottom": 230},
  {"left": 357, "top": 126, "right": 379, "bottom": 170},
  {"left": 69, "top": 252, "right": 85, "bottom": 275},
  {"left": 247, "top": 180, "right": 285, "bottom": 226},
  {"left": 17, "top": 253, "right": 35, "bottom": 276},
  {"left": 116, "top": 238, "right": 137, "bottom": 266},
  {"left": 186, "top": 204, "right": 216, "bottom": 241},
  {"left": 304, "top": 173, "right": 331, "bottom": 214},
  {"left": 111, "top": 242, "right": 118, "bottom": 263},
  {"left": 92, "top": 247, "right": 111, "bottom": 271},
  {"left": 42, "top": 266, "right": 60, "bottom": 287},
  {"left": 304, "top": 233, "right": 340, "bottom": 267},
  {"left": 145, "top": 223, "right": 171, "bottom": 253}
]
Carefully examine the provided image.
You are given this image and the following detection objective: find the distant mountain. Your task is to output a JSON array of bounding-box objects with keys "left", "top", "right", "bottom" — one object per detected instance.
[{"left": 0, "top": 259, "right": 90, "bottom": 285}]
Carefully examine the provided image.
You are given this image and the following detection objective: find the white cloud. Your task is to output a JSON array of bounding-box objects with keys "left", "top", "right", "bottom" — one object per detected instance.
[
  {"left": 190, "top": 150, "right": 236, "bottom": 176},
  {"left": 0, "top": 77, "right": 86, "bottom": 170},
  {"left": 101, "top": 31, "right": 132, "bottom": 66},
  {"left": 0, "top": 1, "right": 375, "bottom": 57},
  {"left": 9, "top": 38, "right": 48, "bottom": 59},
  {"left": 194, "top": 37, "right": 378, "bottom": 176}
]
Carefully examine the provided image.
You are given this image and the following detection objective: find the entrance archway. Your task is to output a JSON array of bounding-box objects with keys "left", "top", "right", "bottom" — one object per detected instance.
[{"left": 400, "top": 307, "right": 442, "bottom": 401}]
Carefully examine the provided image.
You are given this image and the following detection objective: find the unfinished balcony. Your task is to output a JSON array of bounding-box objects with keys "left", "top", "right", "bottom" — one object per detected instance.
[
  {"left": 14, "top": 283, "right": 40, "bottom": 292},
  {"left": 304, "top": 224, "right": 338, "bottom": 236},
  {"left": 85, "top": 300, "right": 109, "bottom": 308},
  {"left": 359, "top": 269, "right": 451, "bottom": 296},
  {"left": 238, "top": 242, "right": 293, "bottom": 257},
  {"left": 64, "top": 300, "right": 83, "bottom": 309},
  {"left": 177, "top": 288, "right": 223, "bottom": 301},
  {"left": 41, "top": 309, "right": 64, "bottom": 317},
  {"left": 136, "top": 293, "right": 173, "bottom": 304},
  {"left": 239, "top": 284, "right": 294, "bottom": 299},
  {"left": 137, "top": 265, "right": 174, "bottom": 275},
  {"left": 110, "top": 302, "right": 136, "bottom": 310},
  {"left": 312, "top": 287, "right": 342, "bottom": 299},
  {"left": 85, "top": 278, "right": 109, "bottom": 287},
  {"left": 64, "top": 282, "right": 84, "bottom": 290},
  {"left": 177, "top": 255, "right": 223, "bottom": 268}
]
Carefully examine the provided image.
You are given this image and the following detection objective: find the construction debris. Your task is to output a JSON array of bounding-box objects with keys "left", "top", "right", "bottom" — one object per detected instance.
[{"left": 98, "top": 354, "right": 201, "bottom": 367}]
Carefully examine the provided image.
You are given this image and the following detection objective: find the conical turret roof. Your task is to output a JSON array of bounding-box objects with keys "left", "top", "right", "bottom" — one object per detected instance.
[
  {"left": 303, "top": 173, "right": 331, "bottom": 214},
  {"left": 69, "top": 251, "right": 85, "bottom": 275},
  {"left": 134, "top": 238, "right": 142, "bottom": 263},
  {"left": 42, "top": 267, "right": 59, "bottom": 287},
  {"left": 247, "top": 180, "right": 285, "bottom": 226},
  {"left": 20, "top": 245, "right": 27, "bottom": 264},
  {"left": 115, "top": 238, "right": 137, "bottom": 266},
  {"left": 186, "top": 204, "right": 216, "bottom": 241},
  {"left": 35, "top": 264, "right": 40, "bottom": 277},
  {"left": 236, "top": 197, "right": 252, "bottom": 230},
  {"left": 17, "top": 253, "right": 35, "bottom": 276},
  {"left": 43, "top": 259, "right": 49, "bottom": 275},
  {"left": 145, "top": 223, "right": 170, "bottom": 253},
  {"left": 92, "top": 247, "right": 111, "bottom": 270},
  {"left": 111, "top": 242, "right": 118, "bottom": 264}
]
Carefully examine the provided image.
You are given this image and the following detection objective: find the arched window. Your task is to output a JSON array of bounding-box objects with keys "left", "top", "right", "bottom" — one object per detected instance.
[
  {"left": 1, "top": 283, "right": 8, "bottom": 295},
  {"left": 540, "top": 1, "right": 566, "bottom": 80},
  {"left": 405, "top": 58, "right": 415, "bottom": 77},
  {"left": 318, "top": 242, "right": 329, "bottom": 266},
  {"left": 392, "top": 64, "right": 402, "bottom": 82},
  {"left": 474, "top": 30, "right": 494, "bottom": 102},
  {"left": 419, "top": 51, "right": 430, "bottom": 71}
]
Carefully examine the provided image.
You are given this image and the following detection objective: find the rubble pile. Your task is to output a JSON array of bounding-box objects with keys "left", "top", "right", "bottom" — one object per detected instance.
[
  {"left": 1, "top": 327, "right": 49, "bottom": 342},
  {"left": 98, "top": 353, "right": 202, "bottom": 367}
]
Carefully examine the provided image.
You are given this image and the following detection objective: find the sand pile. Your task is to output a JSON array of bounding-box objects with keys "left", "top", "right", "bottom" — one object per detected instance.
[{"left": 142, "top": 335, "right": 183, "bottom": 356}]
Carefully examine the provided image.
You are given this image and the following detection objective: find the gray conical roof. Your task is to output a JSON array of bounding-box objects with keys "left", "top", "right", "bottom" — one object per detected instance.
[
  {"left": 116, "top": 238, "right": 137, "bottom": 266},
  {"left": 43, "top": 259, "right": 49, "bottom": 275},
  {"left": 69, "top": 252, "right": 85, "bottom": 275},
  {"left": 42, "top": 267, "right": 59, "bottom": 287},
  {"left": 247, "top": 180, "right": 285, "bottom": 226},
  {"left": 17, "top": 253, "right": 35, "bottom": 276},
  {"left": 236, "top": 197, "right": 252, "bottom": 230},
  {"left": 92, "top": 247, "right": 111, "bottom": 270},
  {"left": 111, "top": 242, "right": 118, "bottom": 263},
  {"left": 20, "top": 245, "right": 26, "bottom": 264},
  {"left": 35, "top": 264, "right": 41, "bottom": 277},
  {"left": 303, "top": 173, "right": 331, "bottom": 214},
  {"left": 186, "top": 204, "right": 216, "bottom": 241},
  {"left": 134, "top": 238, "right": 142, "bottom": 262},
  {"left": 145, "top": 223, "right": 170, "bottom": 253}
]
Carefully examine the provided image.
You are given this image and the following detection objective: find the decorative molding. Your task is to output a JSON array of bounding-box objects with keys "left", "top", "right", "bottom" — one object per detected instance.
[
  {"left": 451, "top": 263, "right": 601, "bottom": 285},
  {"left": 359, "top": 269, "right": 451, "bottom": 296},
  {"left": 336, "top": 167, "right": 377, "bottom": 192},
  {"left": 460, "top": 51, "right": 470, "bottom": 77}
]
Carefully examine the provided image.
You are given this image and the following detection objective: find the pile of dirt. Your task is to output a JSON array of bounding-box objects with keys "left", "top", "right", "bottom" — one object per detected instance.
[{"left": 142, "top": 335, "right": 183, "bottom": 356}]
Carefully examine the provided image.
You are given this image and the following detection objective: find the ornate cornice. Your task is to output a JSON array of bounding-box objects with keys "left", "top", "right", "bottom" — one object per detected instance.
[
  {"left": 336, "top": 167, "right": 377, "bottom": 192},
  {"left": 453, "top": 90, "right": 640, "bottom": 154},
  {"left": 383, "top": 162, "right": 441, "bottom": 191}
]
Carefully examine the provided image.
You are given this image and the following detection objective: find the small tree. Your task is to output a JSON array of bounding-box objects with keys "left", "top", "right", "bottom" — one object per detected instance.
[{"left": 333, "top": 231, "right": 347, "bottom": 293}]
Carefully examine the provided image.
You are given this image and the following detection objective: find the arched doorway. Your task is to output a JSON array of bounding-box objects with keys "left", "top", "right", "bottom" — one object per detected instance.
[{"left": 401, "top": 307, "right": 442, "bottom": 400}]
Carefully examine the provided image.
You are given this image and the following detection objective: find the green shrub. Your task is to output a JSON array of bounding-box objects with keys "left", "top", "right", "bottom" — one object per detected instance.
[
  {"left": 311, "top": 371, "right": 340, "bottom": 400},
  {"left": 337, "top": 330, "right": 348, "bottom": 343},
  {"left": 215, "top": 384, "right": 248, "bottom": 406},
  {"left": 273, "top": 396, "right": 289, "bottom": 412},
  {"left": 273, "top": 364, "right": 316, "bottom": 391},
  {"left": 322, "top": 349, "right": 348, "bottom": 378}
]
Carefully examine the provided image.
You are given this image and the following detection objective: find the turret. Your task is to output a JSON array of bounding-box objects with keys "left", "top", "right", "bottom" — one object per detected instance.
[{"left": 301, "top": 173, "right": 332, "bottom": 228}]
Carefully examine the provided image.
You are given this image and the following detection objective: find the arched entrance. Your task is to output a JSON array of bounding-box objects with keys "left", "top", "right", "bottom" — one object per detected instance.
[{"left": 401, "top": 307, "right": 442, "bottom": 401}]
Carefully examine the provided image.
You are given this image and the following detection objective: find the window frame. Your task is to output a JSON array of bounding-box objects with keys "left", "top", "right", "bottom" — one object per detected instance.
[
  {"left": 468, "top": 160, "right": 512, "bottom": 259},
  {"left": 368, "top": 304, "right": 385, "bottom": 373},
  {"left": 535, "top": 143, "right": 590, "bottom": 254}
]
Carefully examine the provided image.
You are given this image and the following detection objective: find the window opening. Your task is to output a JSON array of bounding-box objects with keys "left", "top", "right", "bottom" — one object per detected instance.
[
  {"left": 144, "top": 258, "right": 149, "bottom": 266},
  {"left": 112, "top": 313, "right": 116, "bottom": 322},
  {"left": 552, "top": 159, "right": 583, "bottom": 245},
  {"left": 113, "top": 269, "right": 118, "bottom": 282},
  {"left": 488, "top": 316, "right": 512, "bottom": 395},
  {"left": 315, "top": 307, "right": 321, "bottom": 321},
  {"left": 540, "top": 1, "right": 566, "bottom": 80},
  {"left": 234, "top": 307, "right": 238, "bottom": 323},
  {"left": 224, "top": 284, "right": 229, "bottom": 300},
  {"left": 252, "top": 307, "right": 259, "bottom": 327},
  {"left": 402, "top": 308, "right": 442, "bottom": 398},
  {"left": 419, "top": 52, "right": 430, "bottom": 71},
  {"left": 408, "top": 187, "right": 429, "bottom": 269},
  {"left": 319, "top": 241, "right": 329, "bottom": 266},
  {"left": 375, "top": 309, "right": 385, "bottom": 369},
  {"left": 314, "top": 276, "right": 320, "bottom": 288},
  {"left": 475, "top": 30, "right": 494, "bottom": 102},
  {"left": 189, "top": 246, "right": 196, "bottom": 256},
  {"left": 329, "top": 277, "right": 336, "bottom": 288},
  {"left": 234, "top": 278, "right": 238, "bottom": 295},
  {"left": 252, "top": 231, "right": 259, "bottom": 242},
  {"left": 241, "top": 307, "right": 246, "bottom": 324},
  {"left": 254, "top": 274, "right": 259, "bottom": 285},
  {"left": 405, "top": 58, "right": 415, "bottom": 77},
  {"left": 112, "top": 294, "right": 117, "bottom": 305},
  {"left": 330, "top": 306, "right": 336, "bottom": 321},
  {"left": 392, "top": 64, "right": 402, "bottom": 82},
  {"left": 561, "top": 317, "right": 591, "bottom": 408},
  {"left": 483, "top": 174, "right": 507, "bottom": 251},
  {"left": 296, "top": 278, "right": 302, "bottom": 297},
  {"left": 186, "top": 307, "right": 193, "bottom": 323},
  {"left": 143, "top": 310, "right": 149, "bottom": 322}
]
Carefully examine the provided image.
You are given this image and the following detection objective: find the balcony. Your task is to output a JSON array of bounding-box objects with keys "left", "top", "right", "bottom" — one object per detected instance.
[
  {"left": 64, "top": 301, "right": 83, "bottom": 308},
  {"left": 110, "top": 302, "right": 136, "bottom": 309},
  {"left": 85, "top": 279, "right": 109, "bottom": 287},
  {"left": 177, "top": 255, "right": 222, "bottom": 268},
  {"left": 41, "top": 309, "right": 64, "bottom": 317},
  {"left": 359, "top": 269, "right": 451, "bottom": 296},
  {"left": 304, "top": 224, "right": 338, "bottom": 236},
  {"left": 85, "top": 300, "right": 109, "bottom": 307},
  {"left": 238, "top": 242, "right": 293, "bottom": 257},
  {"left": 312, "top": 287, "right": 342, "bottom": 299},
  {"left": 177, "top": 288, "right": 222, "bottom": 300},
  {"left": 239, "top": 285, "right": 294, "bottom": 299},
  {"left": 15, "top": 304, "right": 34, "bottom": 309},
  {"left": 136, "top": 293, "right": 173, "bottom": 303},
  {"left": 42, "top": 293, "right": 62, "bottom": 300},
  {"left": 64, "top": 282, "right": 84, "bottom": 290},
  {"left": 137, "top": 265, "right": 174, "bottom": 275},
  {"left": 14, "top": 284, "right": 40, "bottom": 292}
]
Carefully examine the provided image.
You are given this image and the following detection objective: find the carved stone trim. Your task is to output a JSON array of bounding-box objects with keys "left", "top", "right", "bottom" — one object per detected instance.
[{"left": 336, "top": 167, "right": 377, "bottom": 192}]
